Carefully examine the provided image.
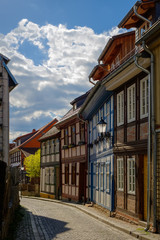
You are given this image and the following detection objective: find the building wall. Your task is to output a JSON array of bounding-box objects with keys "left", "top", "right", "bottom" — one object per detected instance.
[
  {"left": 61, "top": 120, "right": 87, "bottom": 202},
  {"left": 114, "top": 72, "right": 148, "bottom": 220},
  {"left": 88, "top": 96, "right": 114, "bottom": 211},
  {"left": 40, "top": 137, "right": 60, "bottom": 199}
]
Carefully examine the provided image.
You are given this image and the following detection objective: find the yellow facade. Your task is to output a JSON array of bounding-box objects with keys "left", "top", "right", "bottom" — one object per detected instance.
[{"left": 144, "top": 155, "right": 148, "bottom": 221}]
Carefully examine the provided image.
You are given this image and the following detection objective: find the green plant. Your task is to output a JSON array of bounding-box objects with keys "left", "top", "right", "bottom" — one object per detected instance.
[{"left": 24, "top": 149, "right": 40, "bottom": 178}]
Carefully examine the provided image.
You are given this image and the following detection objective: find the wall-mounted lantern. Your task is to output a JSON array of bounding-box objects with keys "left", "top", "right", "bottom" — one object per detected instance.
[{"left": 96, "top": 117, "right": 107, "bottom": 137}]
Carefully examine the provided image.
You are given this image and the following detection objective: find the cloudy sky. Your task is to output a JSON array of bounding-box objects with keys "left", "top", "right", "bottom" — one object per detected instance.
[{"left": 0, "top": 0, "right": 136, "bottom": 141}]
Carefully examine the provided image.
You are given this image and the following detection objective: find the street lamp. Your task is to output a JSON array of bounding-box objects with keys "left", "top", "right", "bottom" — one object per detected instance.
[{"left": 96, "top": 117, "right": 107, "bottom": 137}]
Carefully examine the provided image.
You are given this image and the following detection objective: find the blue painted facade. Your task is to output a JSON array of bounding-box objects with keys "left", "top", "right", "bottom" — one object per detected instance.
[
  {"left": 88, "top": 95, "right": 114, "bottom": 211},
  {"left": 79, "top": 83, "right": 114, "bottom": 211}
]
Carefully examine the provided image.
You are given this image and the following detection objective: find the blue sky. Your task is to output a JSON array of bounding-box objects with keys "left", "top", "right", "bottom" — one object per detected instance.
[{"left": 0, "top": 0, "right": 136, "bottom": 141}]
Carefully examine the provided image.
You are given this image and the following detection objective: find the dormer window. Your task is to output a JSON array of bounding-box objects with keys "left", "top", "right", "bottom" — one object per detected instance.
[{"left": 73, "top": 103, "right": 77, "bottom": 111}]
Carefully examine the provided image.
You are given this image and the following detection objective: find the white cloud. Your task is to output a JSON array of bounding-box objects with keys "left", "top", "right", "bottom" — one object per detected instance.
[{"left": 0, "top": 19, "right": 123, "bottom": 141}]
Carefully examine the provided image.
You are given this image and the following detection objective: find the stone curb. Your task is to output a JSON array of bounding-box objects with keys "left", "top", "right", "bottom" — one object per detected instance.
[{"left": 21, "top": 196, "right": 158, "bottom": 240}]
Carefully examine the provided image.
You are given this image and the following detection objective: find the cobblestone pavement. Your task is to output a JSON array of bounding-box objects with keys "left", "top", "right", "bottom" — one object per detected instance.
[{"left": 15, "top": 197, "right": 136, "bottom": 240}]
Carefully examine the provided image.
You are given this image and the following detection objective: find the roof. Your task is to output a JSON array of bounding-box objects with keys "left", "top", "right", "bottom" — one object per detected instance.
[
  {"left": 56, "top": 107, "right": 80, "bottom": 127},
  {"left": 118, "top": 0, "right": 156, "bottom": 29},
  {"left": 79, "top": 82, "right": 112, "bottom": 120},
  {"left": 56, "top": 91, "right": 90, "bottom": 127},
  {"left": 13, "top": 129, "right": 37, "bottom": 142},
  {"left": 21, "top": 148, "right": 39, "bottom": 157},
  {"left": 10, "top": 118, "right": 58, "bottom": 154},
  {"left": 0, "top": 54, "right": 18, "bottom": 92},
  {"left": 38, "top": 126, "right": 60, "bottom": 141},
  {"left": 70, "top": 90, "right": 90, "bottom": 105},
  {"left": 98, "top": 31, "right": 135, "bottom": 62}
]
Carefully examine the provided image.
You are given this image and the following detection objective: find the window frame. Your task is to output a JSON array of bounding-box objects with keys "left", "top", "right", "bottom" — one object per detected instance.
[
  {"left": 117, "top": 157, "right": 124, "bottom": 191},
  {"left": 127, "top": 83, "right": 136, "bottom": 123},
  {"left": 127, "top": 157, "right": 136, "bottom": 195},
  {"left": 71, "top": 163, "right": 76, "bottom": 185},
  {"left": 140, "top": 76, "right": 148, "bottom": 119},
  {"left": 106, "top": 162, "right": 110, "bottom": 193},
  {"left": 64, "top": 128, "right": 69, "bottom": 146},
  {"left": 117, "top": 91, "right": 124, "bottom": 126},
  {"left": 65, "top": 164, "right": 69, "bottom": 184},
  {"left": 80, "top": 122, "right": 85, "bottom": 142},
  {"left": 71, "top": 125, "right": 76, "bottom": 145}
]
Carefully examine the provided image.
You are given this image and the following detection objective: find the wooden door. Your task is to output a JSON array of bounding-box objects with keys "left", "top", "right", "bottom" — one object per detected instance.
[{"left": 79, "top": 163, "right": 85, "bottom": 202}]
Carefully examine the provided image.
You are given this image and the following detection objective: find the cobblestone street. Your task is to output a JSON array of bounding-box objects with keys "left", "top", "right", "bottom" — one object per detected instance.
[{"left": 16, "top": 197, "right": 136, "bottom": 240}]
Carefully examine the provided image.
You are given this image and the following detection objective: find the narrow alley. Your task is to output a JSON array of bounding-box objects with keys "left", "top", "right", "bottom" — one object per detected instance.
[{"left": 15, "top": 197, "right": 136, "bottom": 240}]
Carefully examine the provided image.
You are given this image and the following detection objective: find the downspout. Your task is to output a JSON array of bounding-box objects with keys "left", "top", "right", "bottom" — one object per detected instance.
[
  {"left": 133, "top": 2, "right": 156, "bottom": 232},
  {"left": 134, "top": 56, "right": 151, "bottom": 231},
  {"left": 142, "top": 42, "right": 156, "bottom": 232},
  {"left": 89, "top": 77, "right": 96, "bottom": 86},
  {"left": 133, "top": 4, "right": 152, "bottom": 27}
]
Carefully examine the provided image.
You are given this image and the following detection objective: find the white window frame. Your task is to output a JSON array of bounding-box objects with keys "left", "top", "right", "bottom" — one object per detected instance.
[
  {"left": 49, "top": 167, "right": 55, "bottom": 185},
  {"left": 127, "top": 84, "right": 136, "bottom": 123},
  {"left": 106, "top": 162, "right": 110, "bottom": 193},
  {"left": 117, "top": 91, "right": 124, "bottom": 126},
  {"left": 127, "top": 157, "right": 135, "bottom": 195},
  {"left": 100, "top": 163, "right": 104, "bottom": 191},
  {"left": 140, "top": 77, "right": 148, "bottom": 119},
  {"left": 96, "top": 164, "right": 99, "bottom": 190},
  {"left": 117, "top": 158, "right": 124, "bottom": 191}
]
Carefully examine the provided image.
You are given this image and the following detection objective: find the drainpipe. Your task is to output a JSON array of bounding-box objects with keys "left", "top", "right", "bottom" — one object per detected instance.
[
  {"left": 134, "top": 56, "right": 151, "bottom": 231},
  {"left": 133, "top": 4, "right": 152, "bottom": 27},
  {"left": 133, "top": 2, "right": 156, "bottom": 232},
  {"left": 89, "top": 77, "right": 96, "bottom": 86},
  {"left": 142, "top": 42, "right": 156, "bottom": 232}
]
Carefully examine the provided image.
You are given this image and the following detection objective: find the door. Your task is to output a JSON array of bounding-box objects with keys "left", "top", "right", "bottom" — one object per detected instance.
[{"left": 79, "top": 163, "right": 85, "bottom": 202}]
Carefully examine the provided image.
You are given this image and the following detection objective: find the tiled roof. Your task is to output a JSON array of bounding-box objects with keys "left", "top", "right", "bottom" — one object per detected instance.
[
  {"left": 56, "top": 106, "right": 80, "bottom": 126},
  {"left": 38, "top": 126, "right": 60, "bottom": 141}
]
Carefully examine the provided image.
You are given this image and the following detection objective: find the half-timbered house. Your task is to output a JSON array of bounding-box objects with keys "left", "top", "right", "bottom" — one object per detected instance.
[
  {"left": 89, "top": 28, "right": 150, "bottom": 222},
  {"left": 56, "top": 92, "right": 89, "bottom": 202},
  {"left": 118, "top": 0, "right": 160, "bottom": 231},
  {"left": 79, "top": 82, "right": 114, "bottom": 211},
  {"left": 39, "top": 126, "right": 61, "bottom": 199}
]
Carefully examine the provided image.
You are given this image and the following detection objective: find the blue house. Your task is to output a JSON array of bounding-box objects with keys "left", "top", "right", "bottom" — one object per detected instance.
[{"left": 79, "top": 82, "right": 114, "bottom": 211}]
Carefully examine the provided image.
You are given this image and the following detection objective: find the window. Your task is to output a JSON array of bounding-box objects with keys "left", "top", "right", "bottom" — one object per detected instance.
[
  {"left": 71, "top": 163, "right": 76, "bottom": 185},
  {"left": 106, "top": 162, "right": 110, "bottom": 193},
  {"left": 65, "top": 164, "right": 69, "bottom": 184},
  {"left": 55, "top": 139, "right": 59, "bottom": 153},
  {"left": 127, "top": 84, "right": 135, "bottom": 122},
  {"left": 64, "top": 128, "right": 69, "bottom": 145},
  {"left": 89, "top": 120, "right": 93, "bottom": 144},
  {"left": 42, "top": 142, "right": 46, "bottom": 156},
  {"left": 71, "top": 125, "right": 76, "bottom": 145},
  {"left": 49, "top": 167, "right": 55, "bottom": 185},
  {"left": 80, "top": 123, "right": 85, "bottom": 142},
  {"left": 45, "top": 168, "right": 50, "bottom": 185},
  {"left": 117, "top": 91, "right": 124, "bottom": 126},
  {"left": 117, "top": 158, "right": 124, "bottom": 191},
  {"left": 100, "top": 164, "right": 104, "bottom": 191},
  {"left": 96, "top": 164, "right": 99, "bottom": 190},
  {"left": 51, "top": 140, "right": 55, "bottom": 154},
  {"left": 127, "top": 157, "right": 135, "bottom": 194},
  {"left": 140, "top": 77, "right": 148, "bottom": 118},
  {"left": 106, "top": 103, "right": 110, "bottom": 131},
  {"left": 46, "top": 140, "right": 50, "bottom": 154}
]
